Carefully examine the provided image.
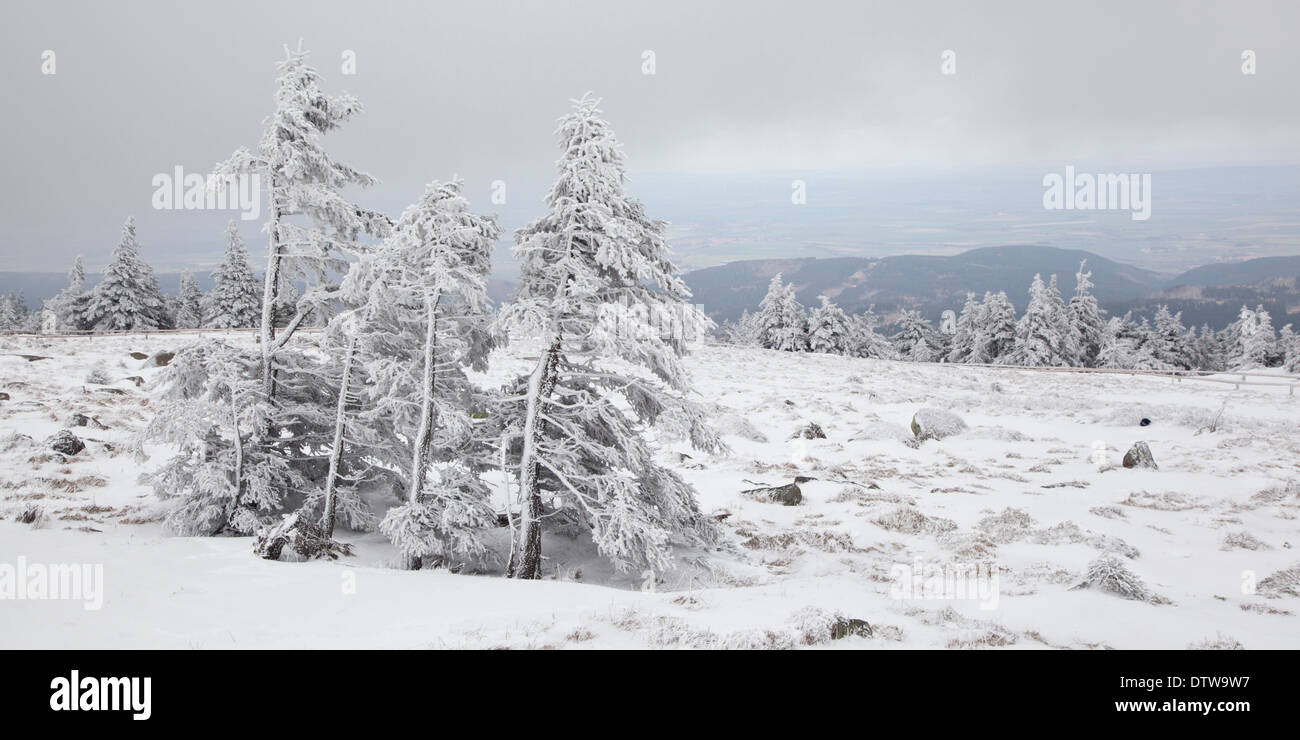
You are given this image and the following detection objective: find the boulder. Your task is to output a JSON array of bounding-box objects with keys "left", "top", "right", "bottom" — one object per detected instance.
[
  {"left": 910, "top": 407, "right": 967, "bottom": 441},
  {"left": 71, "top": 413, "right": 108, "bottom": 430},
  {"left": 147, "top": 350, "right": 175, "bottom": 367},
  {"left": 0, "top": 392, "right": 9, "bottom": 401},
  {"left": 47, "top": 429, "right": 85, "bottom": 456},
  {"left": 830, "top": 617, "right": 874, "bottom": 640},
  {"left": 791, "top": 422, "right": 826, "bottom": 440},
  {"left": 741, "top": 482, "right": 802, "bottom": 506},
  {"left": 1122, "top": 441, "right": 1157, "bottom": 470},
  {"left": 128, "top": 352, "right": 149, "bottom": 360}
]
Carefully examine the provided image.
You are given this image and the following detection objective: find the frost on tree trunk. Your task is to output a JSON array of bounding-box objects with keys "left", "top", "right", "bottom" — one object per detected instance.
[
  {"left": 321, "top": 334, "right": 357, "bottom": 540},
  {"left": 509, "top": 339, "right": 560, "bottom": 580}
]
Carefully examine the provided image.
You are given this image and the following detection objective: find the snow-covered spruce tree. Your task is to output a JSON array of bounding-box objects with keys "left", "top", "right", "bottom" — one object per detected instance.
[
  {"left": 214, "top": 41, "right": 389, "bottom": 398},
  {"left": 807, "top": 295, "right": 852, "bottom": 354},
  {"left": 724, "top": 309, "right": 764, "bottom": 346},
  {"left": 1151, "top": 305, "right": 1193, "bottom": 370},
  {"left": 891, "top": 309, "right": 939, "bottom": 362},
  {"left": 1280, "top": 324, "right": 1300, "bottom": 373},
  {"left": 1252, "top": 305, "right": 1278, "bottom": 367},
  {"left": 979, "top": 291, "right": 1018, "bottom": 362},
  {"left": 757, "top": 273, "right": 807, "bottom": 351},
  {"left": 174, "top": 271, "right": 205, "bottom": 329},
  {"left": 141, "top": 339, "right": 311, "bottom": 535},
  {"left": 323, "top": 180, "right": 501, "bottom": 569},
  {"left": 847, "top": 306, "right": 895, "bottom": 359},
  {"left": 947, "top": 293, "right": 986, "bottom": 364},
  {"left": 1228, "top": 304, "right": 1274, "bottom": 370},
  {"left": 77, "top": 217, "right": 173, "bottom": 331},
  {"left": 1004, "top": 274, "right": 1077, "bottom": 367},
  {"left": 206, "top": 221, "right": 263, "bottom": 329},
  {"left": 496, "top": 93, "right": 722, "bottom": 580},
  {"left": 1068, "top": 261, "right": 1106, "bottom": 367},
  {"left": 1097, "top": 313, "right": 1170, "bottom": 371},
  {"left": 1194, "top": 323, "right": 1226, "bottom": 371},
  {"left": 44, "top": 256, "right": 86, "bottom": 331},
  {"left": 0, "top": 293, "right": 31, "bottom": 332}
]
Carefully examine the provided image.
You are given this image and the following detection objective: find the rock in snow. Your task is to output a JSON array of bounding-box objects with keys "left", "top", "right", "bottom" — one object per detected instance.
[
  {"left": 910, "top": 407, "right": 967, "bottom": 441},
  {"left": 147, "top": 350, "right": 175, "bottom": 367},
  {"left": 741, "top": 481, "right": 803, "bottom": 506},
  {"left": 1122, "top": 441, "right": 1158, "bottom": 470},
  {"left": 791, "top": 422, "right": 827, "bottom": 439},
  {"left": 46, "top": 429, "right": 85, "bottom": 456}
]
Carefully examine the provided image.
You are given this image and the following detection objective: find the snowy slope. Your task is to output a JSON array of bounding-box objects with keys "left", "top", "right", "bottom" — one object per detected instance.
[{"left": 1, "top": 333, "right": 1297, "bottom": 649}]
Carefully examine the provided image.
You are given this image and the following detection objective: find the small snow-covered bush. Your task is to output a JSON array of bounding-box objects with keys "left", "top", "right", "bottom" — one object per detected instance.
[
  {"left": 84, "top": 362, "right": 113, "bottom": 385},
  {"left": 1257, "top": 563, "right": 1300, "bottom": 597},
  {"left": 1220, "top": 531, "right": 1270, "bottom": 551},
  {"left": 1073, "top": 553, "right": 1157, "bottom": 602},
  {"left": 1188, "top": 633, "right": 1244, "bottom": 650},
  {"left": 874, "top": 506, "right": 957, "bottom": 535},
  {"left": 977, "top": 507, "right": 1036, "bottom": 544}
]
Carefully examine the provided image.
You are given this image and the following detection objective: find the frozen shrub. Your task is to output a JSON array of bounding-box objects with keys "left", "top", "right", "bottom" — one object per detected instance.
[
  {"left": 1220, "top": 531, "right": 1270, "bottom": 551},
  {"left": 977, "top": 507, "right": 1036, "bottom": 544},
  {"left": 874, "top": 506, "right": 957, "bottom": 535},
  {"left": 17, "top": 505, "right": 45, "bottom": 528},
  {"left": 1188, "top": 633, "right": 1244, "bottom": 650},
  {"left": 1257, "top": 563, "right": 1300, "bottom": 597},
  {"left": 1073, "top": 553, "right": 1156, "bottom": 602},
  {"left": 84, "top": 362, "right": 113, "bottom": 385}
]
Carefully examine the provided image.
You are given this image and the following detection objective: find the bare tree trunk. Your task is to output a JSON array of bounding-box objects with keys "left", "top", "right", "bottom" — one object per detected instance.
[
  {"left": 509, "top": 338, "right": 560, "bottom": 580},
  {"left": 259, "top": 184, "right": 282, "bottom": 400},
  {"left": 321, "top": 335, "right": 358, "bottom": 539},
  {"left": 402, "top": 291, "right": 440, "bottom": 571}
]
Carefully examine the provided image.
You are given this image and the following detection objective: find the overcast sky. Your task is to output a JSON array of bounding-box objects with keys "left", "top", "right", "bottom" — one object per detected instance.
[{"left": 1, "top": 0, "right": 1297, "bottom": 273}]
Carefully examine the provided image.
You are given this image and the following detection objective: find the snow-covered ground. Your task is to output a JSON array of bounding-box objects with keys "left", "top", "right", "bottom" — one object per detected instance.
[{"left": 1, "top": 332, "right": 1298, "bottom": 649}]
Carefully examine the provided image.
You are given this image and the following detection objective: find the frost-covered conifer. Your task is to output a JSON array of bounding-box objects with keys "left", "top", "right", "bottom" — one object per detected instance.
[
  {"left": 891, "top": 309, "right": 939, "bottom": 362},
  {"left": 214, "top": 41, "right": 389, "bottom": 396},
  {"left": 142, "top": 340, "right": 311, "bottom": 535},
  {"left": 847, "top": 306, "right": 895, "bottom": 359},
  {"left": 496, "top": 93, "right": 721, "bottom": 579},
  {"left": 1097, "top": 313, "right": 1170, "bottom": 371},
  {"left": 1068, "top": 261, "right": 1106, "bottom": 367},
  {"left": 1280, "top": 324, "right": 1300, "bottom": 373},
  {"left": 1151, "top": 305, "right": 1193, "bottom": 370},
  {"left": 1229, "top": 304, "right": 1274, "bottom": 369},
  {"left": 1194, "top": 323, "right": 1225, "bottom": 371},
  {"left": 947, "top": 293, "right": 986, "bottom": 364},
  {"left": 757, "top": 273, "right": 807, "bottom": 351},
  {"left": 77, "top": 217, "right": 173, "bottom": 331},
  {"left": 1005, "top": 274, "right": 1077, "bottom": 367},
  {"left": 206, "top": 221, "right": 262, "bottom": 329},
  {"left": 807, "top": 295, "right": 852, "bottom": 354},
  {"left": 174, "top": 271, "right": 205, "bottom": 329},
  {"left": 0, "top": 293, "right": 32, "bottom": 332},
  {"left": 327, "top": 180, "right": 501, "bottom": 568},
  {"left": 980, "top": 291, "right": 1018, "bottom": 363},
  {"left": 45, "top": 256, "right": 86, "bottom": 331},
  {"left": 845, "top": 309, "right": 891, "bottom": 359},
  {"left": 724, "top": 309, "right": 764, "bottom": 346}
]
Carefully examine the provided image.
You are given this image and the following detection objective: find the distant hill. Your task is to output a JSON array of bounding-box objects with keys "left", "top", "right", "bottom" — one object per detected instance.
[
  {"left": 7, "top": 249, "right": 1298, "bottom": 331},
  {"left": 1166, "top": 256, "right": 1300, "bottom": 289},
  {"left": 683, "top": 245, "right": 1165, "bottom": 324}
]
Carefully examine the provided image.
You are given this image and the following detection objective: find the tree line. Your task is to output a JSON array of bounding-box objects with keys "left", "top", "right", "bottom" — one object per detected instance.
[
  {"left": 0, "top": 219, "right": 263, "bottom": 333},
  {"left": 725, "top": 264, "right": 1300, "bottom": 373}
]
